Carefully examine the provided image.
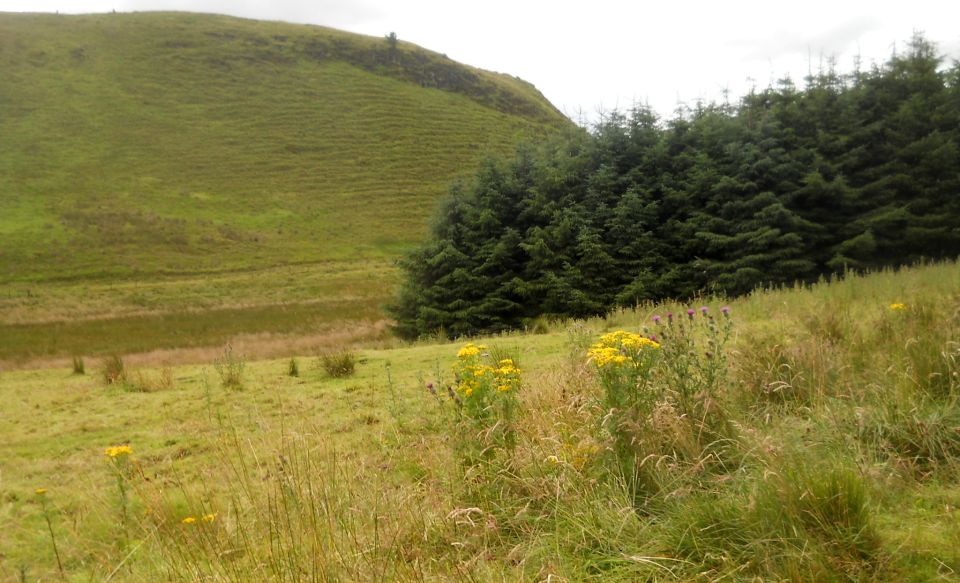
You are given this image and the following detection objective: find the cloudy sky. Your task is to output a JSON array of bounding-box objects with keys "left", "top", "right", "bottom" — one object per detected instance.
[{"left": 3, "top": 0, "right": 959, "bottom": 121}]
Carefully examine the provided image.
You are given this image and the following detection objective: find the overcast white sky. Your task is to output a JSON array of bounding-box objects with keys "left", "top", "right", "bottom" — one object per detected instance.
[{"left": 3, "top": 0, "right": 959, "bottom": 121}]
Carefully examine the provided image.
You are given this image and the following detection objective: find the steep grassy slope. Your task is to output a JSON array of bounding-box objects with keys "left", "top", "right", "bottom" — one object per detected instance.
[{"left": 0, "top": 12, "right": 568, "bottom": 360}]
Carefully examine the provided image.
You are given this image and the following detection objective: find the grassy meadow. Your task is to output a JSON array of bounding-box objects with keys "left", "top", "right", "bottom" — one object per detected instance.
[
  {"left": 0, "top": 12, "right": 568, "bottom": 363},
  {"left": 0, "top": 261, "right": 397, "bottom": 366},
  {"left": 2, "top": 261, "right": 959, "bottom": 581}
]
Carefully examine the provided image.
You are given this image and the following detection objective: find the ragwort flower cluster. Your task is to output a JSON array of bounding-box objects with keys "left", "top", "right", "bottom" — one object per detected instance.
[
  {"left": 104, "top": 445, "right": 133, "bottom": 458},
  {"left": 587, "top": 330, "right": 661, "bottom": 413},
  {"left": 587, "top": 331, "right": 660, "bottom": 369},
  {"left": 450, "top": 342, "right": 521, "bottom": 457},
  {"left": 453, "top": 343, "right": 521, "bottom": 401}
]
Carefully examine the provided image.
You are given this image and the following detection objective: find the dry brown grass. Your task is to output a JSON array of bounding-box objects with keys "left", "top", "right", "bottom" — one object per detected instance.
[{"left": 0, "top": 320, "right": 394, "bottom": 371}]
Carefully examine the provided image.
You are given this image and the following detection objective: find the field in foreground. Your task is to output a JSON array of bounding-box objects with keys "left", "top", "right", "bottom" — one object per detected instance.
[{"left": 2, "top": 261, "right": 959, "bottom": 581}]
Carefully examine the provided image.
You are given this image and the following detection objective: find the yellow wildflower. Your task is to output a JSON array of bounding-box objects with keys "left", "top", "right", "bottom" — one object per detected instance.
[
  {"left": 104, "top": 445, "right": 133, "bottom": 458},
  {"left": 545, "top": 455, "right": 560, "bottom": 464},
  {"left": 452, "top": 344, "right": 521, "bottom": 401},
  {"left": 182, "top": 516, "right": 196, "bottom": 524},
  {"left": 456, "top": 343, "right": 487, "bottom": 358},
  {"left": 586, "top": 346, "right": 621, "bottom": 368},
  {"left": 472, "top": 364, "right": 494, "bottom": 375},
  {"left": 496, "top": 364, "right": 519, "bottom": 376},
  {"left": 889, "top": 303, "right": 907, "bottom": 311},
  {"left": 597, "top": 330, "right": 660, "bottom": 350},
  {"left": 588, "top": 330, "right": 660, "bottom": 368},
  {"left": 35, "top": 488, "right": 47, "bottom": 496},
  {"left": 202, "top": 513, "right": 216, "bottom": 523}
]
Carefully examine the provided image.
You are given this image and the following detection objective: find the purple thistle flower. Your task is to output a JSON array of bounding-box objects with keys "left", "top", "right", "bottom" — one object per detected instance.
[
  {"left": 721, "top": 306, "right": 731, "bottom": 315},
  {"left": 426, "top": 382, "right": 436, "bottom": 395},
  {"left": 649, "top": 334, "right": 658, "bottom": 342},
  {"left": 700, "top": 306, "right": 709, "bottom": 315},
  {"left": 652, "top": 315, "right": 662, "bottom": 324},
  {"left": 687, "top": 308, "right": 695, "bottom": 318}
]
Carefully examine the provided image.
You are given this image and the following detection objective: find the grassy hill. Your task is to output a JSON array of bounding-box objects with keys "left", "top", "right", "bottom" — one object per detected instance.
[
  {"left": 0, "top": 12, "right": 568, "bottom": 362},
  {"left": 2, "top": 261, "right": 958, "bottom": 580}
]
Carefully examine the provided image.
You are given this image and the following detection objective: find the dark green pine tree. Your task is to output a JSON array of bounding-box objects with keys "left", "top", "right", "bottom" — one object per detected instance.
[
  {"left": 387, "top": 191, "right": 484, "bottom": 338},
  {"left": 834, "top": 34, "right": 958, "bottom": 268},
  {"left": 389, "top": 33, "right": 959, "bottom": 339},
  {"left": 609, "top": 186, "right": 664, "bottom": 305}
]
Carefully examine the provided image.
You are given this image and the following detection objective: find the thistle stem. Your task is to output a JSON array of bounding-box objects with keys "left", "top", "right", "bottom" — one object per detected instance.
[{"left": 40, "top": 500, "right": 65, "bottom": 578}]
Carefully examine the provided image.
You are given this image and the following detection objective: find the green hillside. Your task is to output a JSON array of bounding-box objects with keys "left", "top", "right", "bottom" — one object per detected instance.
[{"left": 0, "top": 12, "right": 568, "bottom": 361}]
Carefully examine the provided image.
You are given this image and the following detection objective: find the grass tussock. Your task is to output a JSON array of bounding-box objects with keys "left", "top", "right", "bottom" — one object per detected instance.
[
  {"left": 145, "top": 434, "right": 438, "bottom": 581},
  {"left": 128, "top": 366, "right": 176, "bottom": 393},
  {"left": 318, "top": 349, "right": 357, "bottom": 378},
  {"left": 669, "top": 455, "right": 880, "bottom": 579},
  {"left": 101, "top": 355, "right": 127, "bottom": 385},
  {"left": 213, "top": 344, "right": 246, "bottom": 390}
]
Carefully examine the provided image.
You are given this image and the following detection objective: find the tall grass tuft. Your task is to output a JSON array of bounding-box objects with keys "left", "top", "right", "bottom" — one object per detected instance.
[
  {"left": 146, "top": 432, "right": 433, "bottom": 581},
  {"left": 670, "top": 455, "right": 880, "bottom": 579},
  {"left": 858, "top": 397, "right": 960, "bottom": 475},
  {"left": 318, "top": 349, "right": 356, "bottom": 378},
  {"left": 734, "top": 333, "right": 843, "bottom": 412},
  {"left": 102, "top": 355, "right": 127, "bottom": 385},
  {"left": 213, "top": 344, "right": 246, "bottom": 390},
  {"left": 128, "top": 365, "right": 175, "bottom": 393},
  {"left": 72, "top": 356, "right": 85, "bottom": 375}
]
